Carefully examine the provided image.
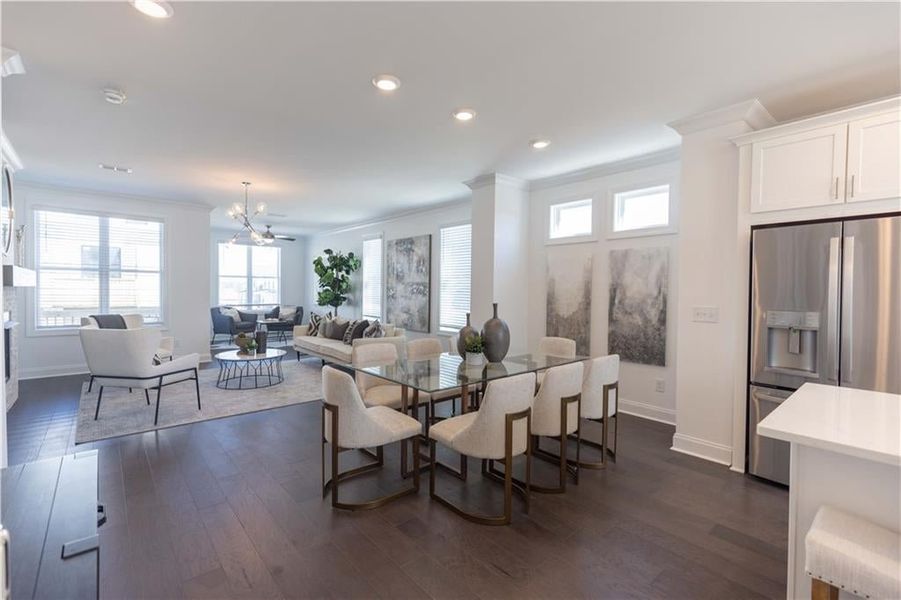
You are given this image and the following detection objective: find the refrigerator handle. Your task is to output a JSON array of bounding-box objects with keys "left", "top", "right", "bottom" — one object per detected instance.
[
  {"left": 841, "top": 236, "right": 855, "bottom": 383},
  {"left": 826, "top": 236, "right": 841, "bottom": 383}
]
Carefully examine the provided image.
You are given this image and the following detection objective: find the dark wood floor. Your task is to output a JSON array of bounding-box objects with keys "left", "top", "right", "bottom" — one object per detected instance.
[{"left": 8, "top": 372, "right": 789, "bottom": 599}]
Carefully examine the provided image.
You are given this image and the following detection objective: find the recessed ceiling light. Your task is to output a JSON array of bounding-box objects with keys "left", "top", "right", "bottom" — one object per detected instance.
[
  {"left": 530, "top": 139, "right": 551, "bottom": 150},
  {"left": 103, "top": 88, "right": 127, "bottom": 105},
  {"left": 130, "top": 0, "right": 173, "bottom": 19},
  {"left": 452, "top": 108, "right": 476, "bottom": 122},
  {"left": 99, "top": 163, "right": 133, "bottom": 174},
  {"left": 372, "top": 75, "right": 401, "bottom": 92}
]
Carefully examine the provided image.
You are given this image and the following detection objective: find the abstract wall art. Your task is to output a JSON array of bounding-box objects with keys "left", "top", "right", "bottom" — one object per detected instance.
[
  {"left": 608, "top": 246, "right": 668, "bottom": 366},
  {"left": 546, "top": 249, "right": 593, "bottom": 356},
  {"left": 386, "top": 234, "right": 431, "bottom": 332}
]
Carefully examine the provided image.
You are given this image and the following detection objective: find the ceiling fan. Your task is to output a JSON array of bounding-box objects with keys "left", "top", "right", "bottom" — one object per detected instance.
[{"left": 226, "top": 181, "right": 295, "bottom": 244}]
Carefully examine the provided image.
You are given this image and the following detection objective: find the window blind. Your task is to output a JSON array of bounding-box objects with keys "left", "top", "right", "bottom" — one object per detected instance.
[
  {"left": 439, "top": 223, "right": 471, "bottom": 331},
  {"left": 35, "top": 209, "right": 164, "bottom": 328},
  {"left": 362, "top": 237, "right": 382, "bottom": 321},
  {"left": 217, "top": 243, "right": 281, "bottom": 307}
]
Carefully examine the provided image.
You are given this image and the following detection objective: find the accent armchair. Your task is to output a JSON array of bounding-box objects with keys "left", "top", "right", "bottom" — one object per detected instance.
[
  {"left": 81, "top": 314, "right": 175, "bottom": 362},
  {"left": 79, "top": 326, "right": 200, "bottom": 426},
  {"left": 210, "top": 307, "right": 258, "bottom": 343}
]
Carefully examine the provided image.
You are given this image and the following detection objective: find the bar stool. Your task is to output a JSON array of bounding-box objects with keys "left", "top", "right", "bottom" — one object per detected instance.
[{"left": 805, "top": 505, "right": 901, "bottom": 599}]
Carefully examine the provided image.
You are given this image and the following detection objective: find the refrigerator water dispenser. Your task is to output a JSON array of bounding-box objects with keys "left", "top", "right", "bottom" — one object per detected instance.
[{"left": 765, "top": 311, "right": 819, "bottom": 377}]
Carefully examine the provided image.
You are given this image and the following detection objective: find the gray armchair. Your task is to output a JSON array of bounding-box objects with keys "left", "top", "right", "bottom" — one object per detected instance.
[{"left": 210, "top": 307, "right": 258, "bottom": 344}]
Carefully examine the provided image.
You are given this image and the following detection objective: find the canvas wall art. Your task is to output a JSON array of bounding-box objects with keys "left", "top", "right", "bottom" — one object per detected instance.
[
  {"left": 386, "top": 234, "right": 431, "bottom": 332},
  {"left": 608, "top": 246, "right": 668, "bottom": 366},
  {"left": 546, "top": 250, "right": 592, "bottom": 356}
]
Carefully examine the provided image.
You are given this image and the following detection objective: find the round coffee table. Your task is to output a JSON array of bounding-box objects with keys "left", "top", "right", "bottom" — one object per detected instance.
[{"left": 215, "top": 348, "right": 287, "bottom": 390}]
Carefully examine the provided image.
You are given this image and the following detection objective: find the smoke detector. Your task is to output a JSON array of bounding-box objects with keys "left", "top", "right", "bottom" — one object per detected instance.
[{"left": 103, "top": 88, "right": 127, "bottom": 105}]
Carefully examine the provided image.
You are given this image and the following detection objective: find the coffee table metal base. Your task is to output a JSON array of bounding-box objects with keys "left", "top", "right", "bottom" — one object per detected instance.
[{"left": 217, "top": 355, "right": 285, "bottom": 390}]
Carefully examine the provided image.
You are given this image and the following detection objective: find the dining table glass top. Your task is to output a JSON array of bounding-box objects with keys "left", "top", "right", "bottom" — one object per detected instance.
[{"left": 357, "top": 352, "right": 588, "bottom": 393}]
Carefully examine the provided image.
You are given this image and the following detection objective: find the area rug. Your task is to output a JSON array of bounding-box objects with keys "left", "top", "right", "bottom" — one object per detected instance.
[{"left": 76, "top": 357, "right": 322, "bottom": 443}]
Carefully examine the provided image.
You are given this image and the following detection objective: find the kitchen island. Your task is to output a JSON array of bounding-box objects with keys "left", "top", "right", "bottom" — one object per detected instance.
[{"left": 758, "top": 383, "right": 900, "bottom": 599}]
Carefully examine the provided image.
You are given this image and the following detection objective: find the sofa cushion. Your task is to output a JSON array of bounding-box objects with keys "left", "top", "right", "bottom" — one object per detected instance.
[
  {"left": 220, "top": 307, "right": 240, "bottom": 321},
  {"left": 325, "top": 319, "right": 349, "bottom": 340},
  {"left": 350, "top": 319, "right": 369, "bottom": 342},
  {"left": 308, "top": 312, "right": 324, "bottom": 335},
  {"left": 279, "top": 305, "right": 297, "bottom": 321},
  {"left": 363, "top": 320, "right": 385, "bottom": 338},
  {"left": 343, "top": 320, "right": 358, "bottom": 344}
]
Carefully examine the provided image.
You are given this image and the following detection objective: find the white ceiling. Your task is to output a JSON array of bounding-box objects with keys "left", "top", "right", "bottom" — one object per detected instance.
[{"left": 2, "top": 2, "right": 899, "bottom": 234}]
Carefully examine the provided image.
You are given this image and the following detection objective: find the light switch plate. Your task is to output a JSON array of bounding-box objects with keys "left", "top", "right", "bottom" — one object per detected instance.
[
  {"left": 692, "top": 306, "right": 719, "bottom": 323},
  {"left": 655, "top": 379, "right": 665, "bottom": 393}
]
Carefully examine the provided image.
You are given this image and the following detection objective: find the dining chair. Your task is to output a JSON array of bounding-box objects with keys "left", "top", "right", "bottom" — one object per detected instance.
[
  {"left": 527, "top": 361, "right": 584, "bottom": 493},
  {"left": 536, "top": 336, "right": 577, "bottom": 385},
  {"left": 321, "top": 366, "right": 422, "bottom": 510},
  {"left": 428, "top": 372, "right": 534, "bottom": 526},
  {"left": 351, "top": 343, "right": 412, "bottom": 412},
  {"left": 575, "top": 354, "right": 619, "bottom": 466},
  {"left": 406, "top": 337, "right": 468, "bottom": 428}
]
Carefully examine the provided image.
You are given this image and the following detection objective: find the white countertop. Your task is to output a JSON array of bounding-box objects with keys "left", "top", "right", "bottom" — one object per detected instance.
[{"left": 758, "top": 383, "right": 901, "bottom": 466}]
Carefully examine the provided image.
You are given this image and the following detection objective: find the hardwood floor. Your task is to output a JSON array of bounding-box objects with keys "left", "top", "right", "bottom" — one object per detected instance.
[{"left": 8, "top": 371, "right": 789, "bottom": 599}]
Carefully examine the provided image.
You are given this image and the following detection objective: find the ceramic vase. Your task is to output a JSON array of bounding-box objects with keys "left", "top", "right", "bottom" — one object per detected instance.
[
  {"left": 456, "top": 313, "right": 478, "bottom": 356},
  {"left": 481, "top": 303, "right": 510, "bottom": 363},
  {"left": 255, "top": 331, "right": 268, "bottom": 353}
]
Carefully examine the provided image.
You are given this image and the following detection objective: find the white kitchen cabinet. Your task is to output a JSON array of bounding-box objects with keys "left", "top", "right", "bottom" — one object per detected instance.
[
  {"left": 846, "top": 111, "right": 901, "bottom": 203},
  {"left": 749, "top": 124, "right": 847, "bottom": 213}
]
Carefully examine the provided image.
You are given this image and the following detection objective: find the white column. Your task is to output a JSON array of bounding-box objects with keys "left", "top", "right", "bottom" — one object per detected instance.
[
  {"left": 667, "top": 100, "right": 775, "bottom": 465},
  {"left": 466, "top": 173, "right": 530, "bottom": 354}
]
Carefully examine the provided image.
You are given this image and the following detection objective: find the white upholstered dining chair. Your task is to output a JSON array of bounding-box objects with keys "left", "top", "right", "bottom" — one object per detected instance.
[
  {"left": 529, "top": 361, "right": 584, "bottom": 492},
  {"left": 536, "top": 336, "right": 577, "bottom": 385},
  {"left": 351, "top": 342, "right": 409, "bottom": 411},
  {"left": 406, "top": 337, "right": 468, "bottom": 428},
  {"left": 321, "top": 366, "right": 422, "bottom": 510},
  {"left": 428, "top": 372, "right": 535, "bottom": 526},
  {"left": 79, "top": 326, "right": 200, "bottom": 426},
  {"left": 576, "top": 354, "right": 620, "bottom": 467}
]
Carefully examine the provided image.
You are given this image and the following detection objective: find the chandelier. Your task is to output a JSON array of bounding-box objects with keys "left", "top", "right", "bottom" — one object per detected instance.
[{"left": 227, "top": 181, "right": 272, "bottom": 245}]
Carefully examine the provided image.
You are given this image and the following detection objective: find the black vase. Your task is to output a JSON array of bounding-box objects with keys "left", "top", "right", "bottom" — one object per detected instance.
[
  {"left": 481, "top": 303, "right": 510, "bottom": 363},
  {"left": 255, "top": 331, "right": 268, "bottom": 353},
  {"left": 456, "top": 313, "right": 478, "bottom": 356}
]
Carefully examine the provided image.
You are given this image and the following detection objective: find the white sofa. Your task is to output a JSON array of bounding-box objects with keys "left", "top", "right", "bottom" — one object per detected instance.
[{"left": 293, "top": 323, "right": 406, "bottom": 363}]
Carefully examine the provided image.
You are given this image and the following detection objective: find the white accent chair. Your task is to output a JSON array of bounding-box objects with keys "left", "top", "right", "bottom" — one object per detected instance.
[
  {"left": 536, "top": 336, "right": 577, "bottom": 385},
  {"left": 428, "top": 372, "right": 535, "bottom": 526},
  {"left": 81, "top": 314, "right": 175, "bottom": 362},
  {"left": 321, "top": 366, "right": 422, "bottom": 510},
  {"left": 805, "top": 505, "right": 901, "bottom": 600},
  {"left": 528, "top": 361, "right": 584, "bottom": 493},
  {"left": 407, "top": 337, "right": 468, "bottom": 429},
  {"left": 79, "top": 326, "right": 200, "bottom": 425},
  {"left": 351, "top": 343, "right": 412, "bottom": 412},
  {"left": 577, "top": 354, "right": 620, "bottom": 467}
]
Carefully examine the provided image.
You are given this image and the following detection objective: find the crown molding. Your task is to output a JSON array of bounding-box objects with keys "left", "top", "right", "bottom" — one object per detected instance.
[
  {"left": 464, "top": 173, "right": 528, "bottom": 191},
  {"left": 14, "top": 179, "right": 215, "bottom": 212},
  {"left": 311, "top": 196, "right": 470, "bottom": 237},
  {"left": 1, "top": 132, "right": 24, "bottom": 171},
  {"left": 529, "top": 146, "right": 680, "bottom": 191},
  {"left": 667, "top": 99, "right": 776, "bottom": 136}
]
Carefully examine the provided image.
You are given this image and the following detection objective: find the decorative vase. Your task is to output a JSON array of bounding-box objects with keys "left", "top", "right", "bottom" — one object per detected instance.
[
  {"left": 465, "top": 352, "right": 484, "bottom": 366},
  {"left": 481, "top": 302, "right": 510, "bottom": 363},
  {"left": 255, "top": 331, "right": 268, "bottom": 353},
  {"left": 235, "top": 336, "right": 250, "bottom": 351},
  {"left": 456, "top": 313, "right": 478, "bottom": 356}
]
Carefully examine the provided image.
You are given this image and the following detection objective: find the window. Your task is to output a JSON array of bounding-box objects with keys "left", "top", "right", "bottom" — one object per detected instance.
[
  {"left": 612, "top": 184, "right": 670, "bottom": 233},
  {"left": 217, "top": 243, "right": 280, "bottom": 307},
  {"left": 549, "top": 198, "right": 593, "bottom": 239},
  {"left": 439, "top": 223, "right": 471, "bottom": 332},
  {"left": 34, "top": 209, "right": 164, "bottom": 329},
  {"left": 361, "top": 237, "right": 383, "bottom": 321}
]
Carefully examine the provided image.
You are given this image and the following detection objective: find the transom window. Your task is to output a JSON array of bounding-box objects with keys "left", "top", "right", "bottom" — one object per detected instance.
[
  {"left": 612, "top": 184, "right": 671, "bottom": 233},
  {"left": 34, "top": 209, "right": 164, "bottom": 329},
  {"left": 217, "top": 243, "right": 280, "bottom": 307},
  {"left": 549, "top": 198, "right": 593, "bottom": 239},
  {"left": 439, "top": 223, "right": 472, "bottom": 332}
]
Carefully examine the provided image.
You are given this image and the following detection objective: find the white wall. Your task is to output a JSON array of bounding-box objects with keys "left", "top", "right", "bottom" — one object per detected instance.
[
  {"left": 527, "top": 159, "right": 681, "bottom": 424},
  {"left": 15, "top": 182, "right": 212, "bottom": 378},
  {"left": 304, "top": 201, "right": 471, "bottom": 340},
  {"left": 209, "top": 228, "right": 307, "bottom": 309}
]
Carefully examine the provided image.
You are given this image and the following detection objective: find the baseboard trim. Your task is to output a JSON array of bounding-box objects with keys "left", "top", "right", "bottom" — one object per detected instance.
[
  {"left": 618, "top": 398, "right": 676, "bottom": 425},
  {"left": 20, "top": 363, "right": 89, "bottom": 380},
  {"left": 670, "top": 433, "right": 732, "bottom": 466}
]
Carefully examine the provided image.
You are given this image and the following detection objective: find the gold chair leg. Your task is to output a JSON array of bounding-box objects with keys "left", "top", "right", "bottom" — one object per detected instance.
[
  {"left": 527, "top": 394, "right": 580, "bottom": 493},
  {"left": 569, "top": 382, "right": 616, "bottom": 469}
]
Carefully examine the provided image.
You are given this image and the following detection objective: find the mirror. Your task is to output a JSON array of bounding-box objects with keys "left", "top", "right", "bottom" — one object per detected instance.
[{"left": 1, "top": 165, "right": 12, "bottom": 257}]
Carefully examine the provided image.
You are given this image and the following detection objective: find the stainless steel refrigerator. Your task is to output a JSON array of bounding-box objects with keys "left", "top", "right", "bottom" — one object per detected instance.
[{"left": 747, "top": 213, "right": 901, "bottom": 485}]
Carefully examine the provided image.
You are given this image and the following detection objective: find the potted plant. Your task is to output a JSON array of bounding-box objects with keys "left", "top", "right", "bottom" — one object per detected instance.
[
  {"left": 464, "top": 335, "right": 485, "bottom": 366},
  {"left": 313, "top": 249, "right": 361, "bottom": 317},
  {"left": 235, "top": 332, "right": 251, "bottom": 351},
  {"left": 245, "top": 338, "right": 258, "bottom": 355}
]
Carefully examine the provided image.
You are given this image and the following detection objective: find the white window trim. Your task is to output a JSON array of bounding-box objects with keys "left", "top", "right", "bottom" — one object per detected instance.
[
  {"left": 26, "top": 205, "right": 170, "bottom": 338},
  {"left": 361, "top": 232, "right": 384, "bottom": 322},
  {"left": 437, "top": 220, "right": 472, "bottom": 333},
  {"left": 545, "top": 195, "right": 598, "bottom": 246},
  {"left": 216, "top": 242, "right": 282, "bottom": 308},
  {"left": 606, "top": 179, "right": 678, "bottom": 240}
]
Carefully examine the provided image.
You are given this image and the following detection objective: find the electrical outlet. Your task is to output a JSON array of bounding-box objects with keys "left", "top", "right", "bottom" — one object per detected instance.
[
  {"left": 655, "top": 379, "right": 665, "bottom": 393},
  {"left": 692, "top": 306, "right": 719, "bottom": 323}
]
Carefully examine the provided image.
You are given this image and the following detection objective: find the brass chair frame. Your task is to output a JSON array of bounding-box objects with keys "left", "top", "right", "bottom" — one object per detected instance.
[
  {"left": 429, "top": 407, "right": 531, "bottom": 526},
  {"left": 321, "top": 402, "right": 420, "bottom": 511},
  {"left": 569, "top": 382, "right": 618, "bottom": 469},
  {"left": 514, "top": 393, "right": 580, "bottom": 494}
]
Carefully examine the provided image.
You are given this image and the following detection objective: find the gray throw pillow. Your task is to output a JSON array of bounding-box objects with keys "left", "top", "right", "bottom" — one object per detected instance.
[
  {"left": 342, "top": 320, "right": 358, "bottom": 344},
  {"left": 325, "top": 319, "right": 349, "bottom": 340},
  {"left": 350, "top": 319, "right": 369, "bottom": 341},
  {"left": 363, "top": 320, "right": 384, "bottom": 338}
]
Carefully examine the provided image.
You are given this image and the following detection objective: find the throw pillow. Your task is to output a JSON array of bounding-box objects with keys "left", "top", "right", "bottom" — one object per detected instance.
[
  {"left": 279, "top": 305, "right": 296, "bottom": 321},
  {"left": 342, "top": 320, "right": 358, "bottom": 344},
  {"left": 307, "top": 312, "right": 322, "bottom": 336},
  {"left": 221, "top": 307, "right": 240, "bottom": 321},
  {"left": 383, "top": 324, "right": 396, "bottom": 337},
  {"left": 350, "top": 319, "right": 369, "bottom": 342},
  {"left": 325, "top": 319, "right": 349, "bottom": 341},
  {"left": 363, "top": 320, "right": 385, "bottom": 338}
]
